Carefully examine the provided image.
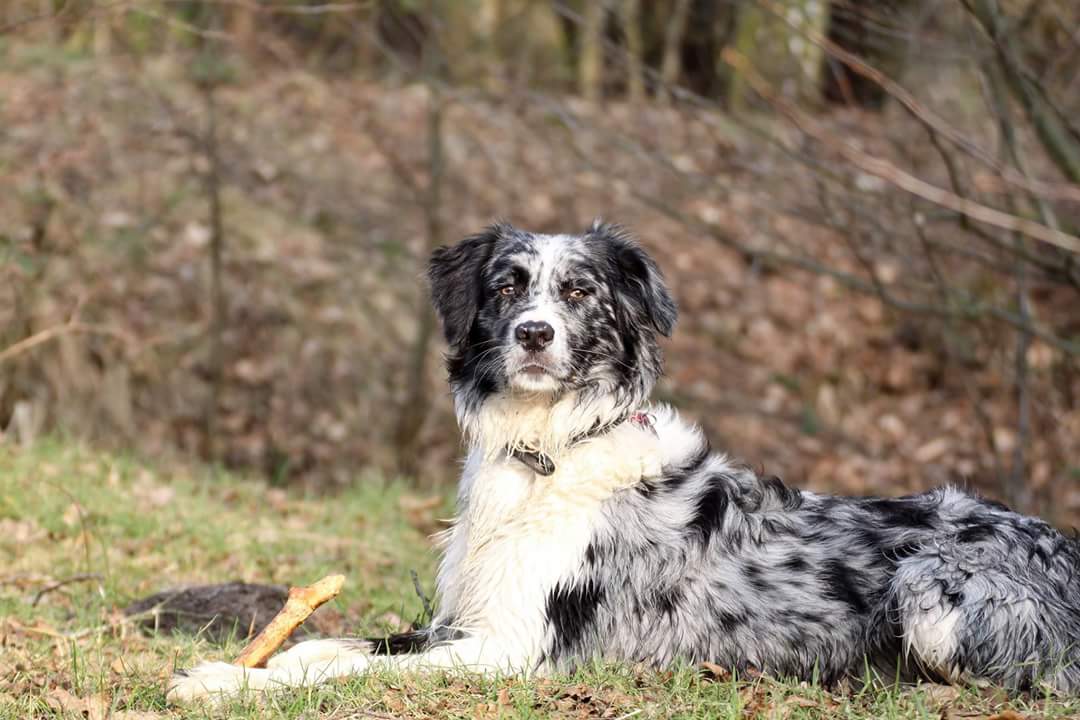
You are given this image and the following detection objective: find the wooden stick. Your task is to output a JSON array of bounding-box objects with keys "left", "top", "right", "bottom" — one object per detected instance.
[{"left": 233, "top": 574, "right": 345, "bottom": 668}]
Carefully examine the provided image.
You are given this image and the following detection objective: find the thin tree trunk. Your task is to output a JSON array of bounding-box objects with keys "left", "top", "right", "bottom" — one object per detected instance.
[
  {"left": 579, "top": 0, "right": 604, "bottom": 103},
  {"left": 986, "top": 58, "right": 1063, "bottom": 515},
  {"left": 162, "top": 0, "right": 179, "bottom": 54},
  {"left": 659, "top": 0, "right": 691, "bottom": 104},
  {"left": 231, "top": 3, "right": 257, "bottom": 57},
  {"left": 202, "top": 84, "right": 226, "bottom": 463},
  {"left": 727, "top": 4, "right": 763, "bottom": 113},
  {"left": 394, "top": 1, "right": 445, "bottom": 480},
  {"left": 39, "top": 0, "right": 57, "bottom": 43},
  {"left": 491, "top": 0, "right": 508, "bottom": 64},
  {"left": 994, "top": 71, "right": 1032, "bottom": 514},
  {"left": 92, "top": 1, "right": 111, "bottom": 56},
  {"left": 622, "top": 0, "right": 644, "bottom": 104}
]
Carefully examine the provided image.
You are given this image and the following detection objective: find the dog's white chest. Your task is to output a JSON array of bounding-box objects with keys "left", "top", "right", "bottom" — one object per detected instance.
[{"left": 434, "top": 425, "right": 660, "bottom": 660}]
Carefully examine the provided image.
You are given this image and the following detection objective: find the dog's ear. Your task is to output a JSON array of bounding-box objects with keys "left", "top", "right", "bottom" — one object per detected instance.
[
  {"left": 428, "top": 226, "right": 501, "bottom": 346},
  {"left": 588, "top": 220, "right": 678, "bottom": 337}
]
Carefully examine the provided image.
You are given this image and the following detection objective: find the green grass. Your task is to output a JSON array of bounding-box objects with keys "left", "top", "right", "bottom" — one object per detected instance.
[{"left": 1, "top": 440, "right": 1077, "bottom": 718}]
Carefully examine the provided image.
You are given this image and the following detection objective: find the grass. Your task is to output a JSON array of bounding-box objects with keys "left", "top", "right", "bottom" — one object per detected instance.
[{"left": 1, "top": 440, "right": 1077, "bottom": 719}]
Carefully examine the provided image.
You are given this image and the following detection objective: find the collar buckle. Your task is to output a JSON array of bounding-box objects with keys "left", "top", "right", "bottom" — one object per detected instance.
[
  {"left": 507, "top": 409, "right": 655, "bottom": 476},
  {"left": 510, "top": 448, "right": 556, "bottom": 476}
]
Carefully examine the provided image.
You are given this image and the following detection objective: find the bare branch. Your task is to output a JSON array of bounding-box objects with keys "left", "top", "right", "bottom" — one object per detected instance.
[
  {"left": 0, "top": 322, "right": 133, "bottom": 366},
  {"left": 720, "top": 47, "right": 1080, "bottom": 256},
  {"left": 965, "top": 0, "right": 1080, "bottom": 184},
  {"left": 754, "top": 0, "right": 1080, "bottom": 204}
]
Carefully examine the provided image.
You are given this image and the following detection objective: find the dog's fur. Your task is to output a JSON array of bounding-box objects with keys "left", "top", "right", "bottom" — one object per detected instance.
[{"left": 168, "top": 221, "right": 1080, "bottom": 702}]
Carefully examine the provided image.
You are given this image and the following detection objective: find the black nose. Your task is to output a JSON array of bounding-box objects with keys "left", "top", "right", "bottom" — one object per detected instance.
[{"left": 515, "top": 321, "right": 555, "bottom": 351}]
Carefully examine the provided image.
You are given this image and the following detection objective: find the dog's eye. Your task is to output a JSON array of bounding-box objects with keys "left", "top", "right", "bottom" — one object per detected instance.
[
  {"left": 498, "top": 285, "right": 516, "bottom": 297},
  {"left": 567, "top": 288, "right": 588, "bottom": 301}
]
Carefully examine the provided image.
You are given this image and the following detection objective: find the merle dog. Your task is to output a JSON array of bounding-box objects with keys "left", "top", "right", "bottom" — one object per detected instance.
[{"left": 168, "top": 221, "right": 1080, "bottom": 702}]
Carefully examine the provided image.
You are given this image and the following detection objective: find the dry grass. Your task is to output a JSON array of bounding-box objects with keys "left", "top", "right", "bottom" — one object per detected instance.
[{"left": 1, "top": 440, "right": 1077, "bottom": 719}]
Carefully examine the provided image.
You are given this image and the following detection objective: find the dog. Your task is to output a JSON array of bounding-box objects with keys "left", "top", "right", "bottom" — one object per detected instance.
[{"left": 168, "top": 221, "right": 1080, "bottom": 702}]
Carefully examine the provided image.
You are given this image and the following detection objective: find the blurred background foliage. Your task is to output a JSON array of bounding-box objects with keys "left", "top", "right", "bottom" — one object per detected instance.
[{"left": 1, "top": 0, "right": 1078, "bottom": 522}]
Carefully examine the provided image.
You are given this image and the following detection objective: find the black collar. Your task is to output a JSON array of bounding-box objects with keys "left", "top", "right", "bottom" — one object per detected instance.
[{"left": 508, "top": 412, "right": 655, "bottom": 476}]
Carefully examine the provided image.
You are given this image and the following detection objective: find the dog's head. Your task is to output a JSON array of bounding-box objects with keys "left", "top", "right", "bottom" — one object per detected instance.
[{"left": 428, "top": 221, "right": 676, "bottom": 413}]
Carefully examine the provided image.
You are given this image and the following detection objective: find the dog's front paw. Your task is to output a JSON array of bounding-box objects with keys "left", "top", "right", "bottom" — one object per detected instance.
[
  {"left": 266, "top": 638, "right": 373, "bottom": 670},
  {"left": 166, "top": 661, "right": 263, "bottom": 704}
]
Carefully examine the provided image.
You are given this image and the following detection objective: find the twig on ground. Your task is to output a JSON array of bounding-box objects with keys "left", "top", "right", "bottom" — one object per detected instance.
[
  {"left": 30, "top": 574, "right": 103, "bottom": 607},
  {"left": 7, "top": 605, "right": 158, "bottom": 641},
  {"left": 233, "top": 574, "right": 345, "bottom": 668},
  {"left": 338, "top": 710, "right": 398, "bottom": 720}
]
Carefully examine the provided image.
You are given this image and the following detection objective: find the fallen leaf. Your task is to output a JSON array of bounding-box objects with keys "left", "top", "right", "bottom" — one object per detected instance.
[
  {"left": 914, "top": 438, "right": 950, "bottom": 463},
  {"left": 923, "top": 683, "right": 961, "bottom": 705},
  {"left": 132, "top": 482, "right": 175, "bottom": 509},
  {"left": 6, "top": 617, "right": 64, "bottom": 639},
  {"left": 381, "top": 691, "right": 406, "bottom": 714},
  {"left": 46, "top": 688, "right": 109, "bottom": 720},
  {"left": 398, "top": 493, "right": 444, "bottom": 534},
  {"left": 699, "top": 661, "right": 731, "bottom": 681},
  {"left": 0, "top": 518, "right": 45, "bottom": 543},
  {"left": 784, "top": 695, "right": 820, "bottom": 708},
  {"left": 266, "top": 487, "right": 289, "bottom": 511},
  {"left": 62, "top": 503, "right": 85, "bottom": 528},
  {"left": 738, "top": 684, "right": 768, "bottom": 718}
]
